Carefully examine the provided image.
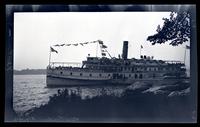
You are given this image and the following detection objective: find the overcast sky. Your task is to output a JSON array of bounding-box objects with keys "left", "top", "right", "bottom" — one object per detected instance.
[{"left": 14, "top": 12, "right": 190, "bottom": 70}]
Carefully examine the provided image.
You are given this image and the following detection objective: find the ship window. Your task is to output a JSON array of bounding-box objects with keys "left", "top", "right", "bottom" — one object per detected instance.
[
  {"left": 70, "top": 72, "right": 72, "bottom": 75},
  {"left": 60, "top": 71, "right": 63, "bottom": 74},
  {"left": 129, "top": 74, "right": 131, "bottom": 77},
  {"left": 139, "top": 74, "right": 143, "bottom": 79},
  {"left": 108, "top": 74, "right": 110, "bottom": 76},
  {"left": 89, "top": 74, "right": 92, "bottom": 77},
  {"left": 135, "top": 74, "right": 138, "bottom": 79},
  {"left": 99, "top": 74, "right": 102, "bottom": 77},
  {"left": 80, "top": 73, "right": 82, "bottom": 76},
  {"left": 153, "top": 73, "right": 156, "bottom": 78}
]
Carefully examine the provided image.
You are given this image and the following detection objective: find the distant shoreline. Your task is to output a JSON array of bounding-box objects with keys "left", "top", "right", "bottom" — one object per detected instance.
[
  {"left": 14, "top": 74, "right": 46, "bottom": 75},
  {"left": 14, "top": 69, "right": 46, "bottom": 75}
]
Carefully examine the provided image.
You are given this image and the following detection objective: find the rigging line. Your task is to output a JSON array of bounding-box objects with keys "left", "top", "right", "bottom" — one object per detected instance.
[{"left": 105, "top": 48, "right": 112, "bottom": 58}]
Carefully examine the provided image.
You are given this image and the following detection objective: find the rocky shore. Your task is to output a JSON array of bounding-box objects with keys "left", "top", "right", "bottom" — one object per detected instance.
[{"left": 14, "top": 81, "right": 194, "bottom": 122}]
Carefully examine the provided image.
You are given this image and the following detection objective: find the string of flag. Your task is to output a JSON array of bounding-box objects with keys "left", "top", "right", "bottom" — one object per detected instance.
[
  {"left": 53, "top": 40, "right": 106, "bottom": 47},
  {"left": 51, "top": 40, "right": 109, "bottom": 57}
]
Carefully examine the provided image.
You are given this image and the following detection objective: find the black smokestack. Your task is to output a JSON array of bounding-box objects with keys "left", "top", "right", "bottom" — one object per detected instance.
[{"left": 122, "top": 41, "right": 128, "bottom": 59}]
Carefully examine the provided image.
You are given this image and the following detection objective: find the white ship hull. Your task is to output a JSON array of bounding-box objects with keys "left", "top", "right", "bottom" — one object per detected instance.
[
  {"left": 46, "top": 75, "right": 112, "bottom": 87},
  {"left": 46, "top": 74, "right": 188, "bottom": 87}
]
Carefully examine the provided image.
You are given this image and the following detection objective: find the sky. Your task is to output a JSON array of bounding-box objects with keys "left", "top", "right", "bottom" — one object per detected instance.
[{"left": 14, "top": 12, "right": 190, "bottom": 71}]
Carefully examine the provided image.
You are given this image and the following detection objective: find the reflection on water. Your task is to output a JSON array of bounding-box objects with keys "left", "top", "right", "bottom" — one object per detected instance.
[{"left": 14, "top": 75, "right": 125, "bottom": 113}]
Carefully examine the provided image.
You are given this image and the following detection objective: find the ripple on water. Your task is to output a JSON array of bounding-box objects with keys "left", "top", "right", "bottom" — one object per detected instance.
[{"left": 13, "top": 75, "right": 126, "bottom": 113}]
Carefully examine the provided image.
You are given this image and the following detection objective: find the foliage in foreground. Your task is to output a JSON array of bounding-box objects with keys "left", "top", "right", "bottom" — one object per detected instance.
[
  {"left": 14, "top": 82, "right": 194, "bottom": 122},
  {"left": 147, "top": 12, "right": 190, "bottom": 46}
]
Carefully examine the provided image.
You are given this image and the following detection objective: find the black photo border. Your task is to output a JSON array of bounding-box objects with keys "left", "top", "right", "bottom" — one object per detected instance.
[{"left": 2, "top": 1, "right": 199, "bottom": 127}]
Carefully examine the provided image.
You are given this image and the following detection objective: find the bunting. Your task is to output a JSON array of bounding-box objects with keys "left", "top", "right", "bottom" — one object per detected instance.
[
  {"left": 50, "top": 47, "right": 58, "bottom": 53},
  {"left": 52, "top": 40, "right": 105, "bottom": 47},
  {"left": 51, "top": 39, "right": 109, "bottom": 57}
]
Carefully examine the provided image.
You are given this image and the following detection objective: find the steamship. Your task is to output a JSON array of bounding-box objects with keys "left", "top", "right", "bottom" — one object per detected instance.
[{"left": 46, "top": 41, "right": 189, "bottom": 87}]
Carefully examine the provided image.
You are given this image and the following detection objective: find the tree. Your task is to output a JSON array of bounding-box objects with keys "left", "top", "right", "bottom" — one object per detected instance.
[{"left": 147, "top": 12, "right": 190, "bottom": 46}]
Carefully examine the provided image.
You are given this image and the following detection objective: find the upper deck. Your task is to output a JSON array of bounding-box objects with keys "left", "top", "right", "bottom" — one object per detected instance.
[
  {"left": 48, "top": 56, "right": 185, "bottom": 74},
  {"left": 47, "top": 41, "right": 185, "bottom": 73}
]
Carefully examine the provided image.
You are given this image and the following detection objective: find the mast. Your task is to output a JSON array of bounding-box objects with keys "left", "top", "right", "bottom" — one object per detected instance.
[
  {"left": 96, "top": 41, "right": 98, "bottom": 57},
  {"left": 184, "top": 45, "right": 186, "bottom": 65},
  {"left": 49, "top": 47, "right": 51, "bottom": 66}
]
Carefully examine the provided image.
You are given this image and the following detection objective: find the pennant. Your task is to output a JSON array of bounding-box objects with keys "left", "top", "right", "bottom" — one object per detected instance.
[
  {"left": 101, "top": 49, "right": 106, "bottom": 52},
  {"left": 98, "top": 40, "right": 103, "bottom": 44},
  {"left": 84, "top": 42, "right": 88, "bottom": 44},
  {"left": 60, "top": 44, "right": 65, "bottom": 46},
  {"left": 54, "top": 44, "right": 60, "bottom": 47},
  {"left": 101, "top": 45, "right": 107, "bottom": 48},
  {"left": 66, "top": 44, "right": 71, "bottom": 46},
  {"left": 186, "top": 45, "right": 190, "bottom": 49},
  {"left": 80, "top": 43, "right": 84, "bottom": 46},
  {"left": 73, "top": 43, "right": 78, "bottom": 46},
  {"left": 102, "top": 53, "right": 106, "bottom": 56},
  {"left": 50, "top": 47, "right": 58, "bottom": 53},
  {"left": 141, "top": 45, "right": 143, "bottom": 49}
]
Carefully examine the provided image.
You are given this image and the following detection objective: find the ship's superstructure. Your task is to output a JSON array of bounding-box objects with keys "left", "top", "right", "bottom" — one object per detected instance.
[{"left": 46, "top": 41, "right": 188, "bottom": 87}]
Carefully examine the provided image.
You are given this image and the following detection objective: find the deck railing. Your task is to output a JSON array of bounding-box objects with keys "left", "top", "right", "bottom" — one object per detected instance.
[
  {"left": 49, "top": 62, "right": 82, "bottom": 68},
  {"left": 164, "top": 60, "right": 184, "bottom": 64}
]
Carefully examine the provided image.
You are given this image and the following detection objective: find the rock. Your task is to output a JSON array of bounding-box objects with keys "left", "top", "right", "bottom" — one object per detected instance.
[
  {"left": 142, "top": 85, "right": 170, "bottom": 95},
  {"left": 126, "top": 82, "right": 152, "bottom": 91},
  {"left": 168, "top": 87, "right": 191, "bottom": 97}
]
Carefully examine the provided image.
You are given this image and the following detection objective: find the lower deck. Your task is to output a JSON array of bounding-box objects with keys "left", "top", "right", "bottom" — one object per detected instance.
[{"left": 46, "top": 68, "right": 187, "bottom": 87}]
